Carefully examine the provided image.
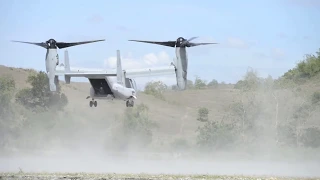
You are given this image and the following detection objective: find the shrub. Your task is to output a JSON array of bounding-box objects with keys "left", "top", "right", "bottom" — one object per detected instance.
[
  {"left": 197, "top": 107, "right": 209, "bottom": 122},
  {"left": 144, "top": 80, "right": 167, "bottom": 100},
  {"left": 311, "top": 91, "right": 320, "bottom": 105},
  {"left": 110, "top": 103, "right": 159, "bottom": 150},
  {"left": 196, "top": 120, "right": 237, "bottom": 150},
  {"left": 194, "top": 76, "right": 207, "bottom": 89}
]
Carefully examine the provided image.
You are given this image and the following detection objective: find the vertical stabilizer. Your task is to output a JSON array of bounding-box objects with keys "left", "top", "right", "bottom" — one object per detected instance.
[
  {"left": 64, "top": 50, "right": 70, "bottom": 72},
  {"left": 64, "top": 50, "right": 71, "bottom": 84},
  {"left": 116, "top": 50, "right": 125, "bottom": 85}
]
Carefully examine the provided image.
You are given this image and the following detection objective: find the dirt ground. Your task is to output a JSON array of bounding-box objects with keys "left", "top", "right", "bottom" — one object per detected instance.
[{"left": 0, "top": 173, "right": 319, "bottom": 180}]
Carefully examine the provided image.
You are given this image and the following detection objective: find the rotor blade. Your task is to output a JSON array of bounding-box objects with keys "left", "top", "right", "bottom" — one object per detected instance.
[
  {"left": 187, "top": 37, "right": 198, "bottom": 42},
  {"left": 56, "top": 39, "right": 105, "bottom": 49},
  {"left": 128, "top": 40, "right": 176, "bottom": 47},
  {"left": 11, "top": 40, "right": 47, "bottom": 48},
  {"left": 189, "top": 42, "right": 219, "bottom": 47}
]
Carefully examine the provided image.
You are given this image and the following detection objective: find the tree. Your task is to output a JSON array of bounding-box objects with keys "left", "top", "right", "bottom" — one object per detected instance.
[
  {"left": 0, "top": 75, "right": 23, "bottom": 149},
  {"left": 194, "top": 76, "right": 207, "bottom": 89},
  {"left": 144, "top": 80, "right": 168, "bottom": 100},
  {"left": 0, "top": 75, "right": 16, "bottom": 119},
  {"left": 234, "top": 68, "right": 262, "bottom": 91},
  {"left": 207, "top": 79, "right": 219, "bottom": 88},
  {"left": 15, "top": 71, "right": 68, "bottom": 112}
]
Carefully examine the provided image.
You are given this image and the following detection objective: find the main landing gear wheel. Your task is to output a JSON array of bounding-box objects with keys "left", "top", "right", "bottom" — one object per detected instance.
[{"left": 90, "top": 100, "right": 98, "bottom": 107}]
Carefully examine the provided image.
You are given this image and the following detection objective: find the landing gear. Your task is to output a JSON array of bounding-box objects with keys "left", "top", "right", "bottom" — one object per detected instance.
[
  {"left": 89, "top": 99, "right": 98, "bottom": 107},
  {"left": 126, "top": 100, "right": 134, "bottom": 107}
]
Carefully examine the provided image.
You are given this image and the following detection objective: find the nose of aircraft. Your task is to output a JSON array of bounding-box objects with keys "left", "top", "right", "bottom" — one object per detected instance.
[{"left": 131, "top": 89, "right": 137, "bottom": 99}]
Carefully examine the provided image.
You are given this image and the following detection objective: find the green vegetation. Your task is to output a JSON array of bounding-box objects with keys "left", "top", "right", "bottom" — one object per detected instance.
[
  {"left": 0, "top": 71, "right": 70, "bottom": 152},
  {"left": 193, "top": 48, "right": 320, "bottom": 152},
  {"left": 109, "top": 103, "right": 159, "bottom": 151},
  {"left": 0, "top": 48, "right": 320, "bottom": 162},
  {"left": 144, "top": 80, "right": 168, "bottom": 100},
  {"left": 140, "top": 48, "right": 320, "bottom": 154},
  {"left": 207, "top": 79, "right": 219, "bottom": 88},
  {"left": 194, "top": 75, "right": 207, "bottom": 89},
  {"left": 196, "top": 107, "right": 209, "bottom": 122},
  {"left": 15, "top": 71, "right": 68, "bottom": 112},
  {"left": 276, "top": 48, "right": 320, "bottom": 87}
]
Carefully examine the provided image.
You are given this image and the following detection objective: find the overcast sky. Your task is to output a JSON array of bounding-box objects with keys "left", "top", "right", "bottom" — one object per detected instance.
[{"left": 0, "top": 0, "right": 319, "bottom": 89}]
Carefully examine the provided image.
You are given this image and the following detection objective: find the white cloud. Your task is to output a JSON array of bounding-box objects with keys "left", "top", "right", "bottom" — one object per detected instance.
[
  {"left": 87, "top": 14, "right": 104, "bottom": 24},
  {"left": 226, "top": 37, "right": 249, "bottom": 49},
  {"left": 104, "top": 51, "right": 175, "bottom": 90},
  {"left": 104, "top": 51, "right": 172, "bottom": 69}
]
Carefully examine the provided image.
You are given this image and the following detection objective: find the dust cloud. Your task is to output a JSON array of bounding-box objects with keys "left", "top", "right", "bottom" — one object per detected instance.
[
  {"left": 1, "top": 149, "right": 320, "bottom": 178},
  {"left": 1, "top": 116, "right": 320, "bottom": 179},
  {"left": 1, "top": 71, "right": 320, "bottom": 179}
]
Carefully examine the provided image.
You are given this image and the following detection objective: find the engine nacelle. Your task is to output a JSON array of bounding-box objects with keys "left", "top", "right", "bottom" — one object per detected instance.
[{"left": 56, "top": 54, "right": 59, "bottom": 65}]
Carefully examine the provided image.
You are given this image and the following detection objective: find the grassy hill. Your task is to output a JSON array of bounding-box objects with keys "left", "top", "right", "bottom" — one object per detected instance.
[
  {"left": 1, "top": 49, "right": 320, "bottom": 161},
  {"left": 0, "top": 65, "right": 239, "bottom": 149}
]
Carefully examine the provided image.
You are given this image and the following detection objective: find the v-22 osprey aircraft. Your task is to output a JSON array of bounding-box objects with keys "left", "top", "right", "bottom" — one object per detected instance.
[{"left": 54, "top": 49, "right": 179, "bottom": 107}]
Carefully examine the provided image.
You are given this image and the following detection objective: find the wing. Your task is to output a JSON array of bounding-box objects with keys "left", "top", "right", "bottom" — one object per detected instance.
[
  {"left": 128, "top": 40, "right": 176, "bottom": 47},
  {"left": 125, "top": 66, "right": 176, "bottom": 78},
  {"left": 55, "top": 65, "right": 176, "bottom": 79},
  {"left": 55, "top": 68, "right": 116, "bottom": 79}
]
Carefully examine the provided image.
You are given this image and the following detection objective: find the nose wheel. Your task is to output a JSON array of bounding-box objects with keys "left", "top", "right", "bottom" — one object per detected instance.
[
  {"left": 89, "top": 100, "right": 97, "bottom": 107},
  {"left": 126, "top": 100, "right": 134, "bottom": 107}
]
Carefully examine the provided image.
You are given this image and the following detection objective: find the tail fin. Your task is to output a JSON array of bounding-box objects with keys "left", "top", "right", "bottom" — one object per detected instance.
[
  {"left": 116, "top": 50, "right": 125, "bottom": 85},
  {"left": 64, "top": 50, "right": 71, "bottom": 84}
]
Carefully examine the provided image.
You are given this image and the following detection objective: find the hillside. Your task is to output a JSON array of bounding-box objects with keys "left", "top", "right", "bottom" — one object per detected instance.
[
  {"left": 0, "top": 65, "right": 240, "bottom": 145},
  {"left": 1, "top": 49, "right": 320, "bottom": 162}
]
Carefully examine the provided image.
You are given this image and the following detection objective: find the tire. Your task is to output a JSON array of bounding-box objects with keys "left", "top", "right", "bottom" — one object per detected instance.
[
  {"left": 90, "top": 101, "right": 93, "bottom": 107},
  {"left": 94, "top": 101, "right": 97, "bottom": 107}
]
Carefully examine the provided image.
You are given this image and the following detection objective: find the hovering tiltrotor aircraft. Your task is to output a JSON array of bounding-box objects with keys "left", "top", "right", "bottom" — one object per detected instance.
[
  {"left": 128, "top": 37, "right": 218, "bottom": 90},
  {"left": 54, "top": 49, "right": 177, "bottom": 107},
  {"left": 11, "top": 38, "right": 105, "bottom": 91}
]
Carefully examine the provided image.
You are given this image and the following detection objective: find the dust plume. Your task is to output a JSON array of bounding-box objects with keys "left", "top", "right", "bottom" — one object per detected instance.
[{"left": 1, "top": 65, "right": 320, "bottom": 179}]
